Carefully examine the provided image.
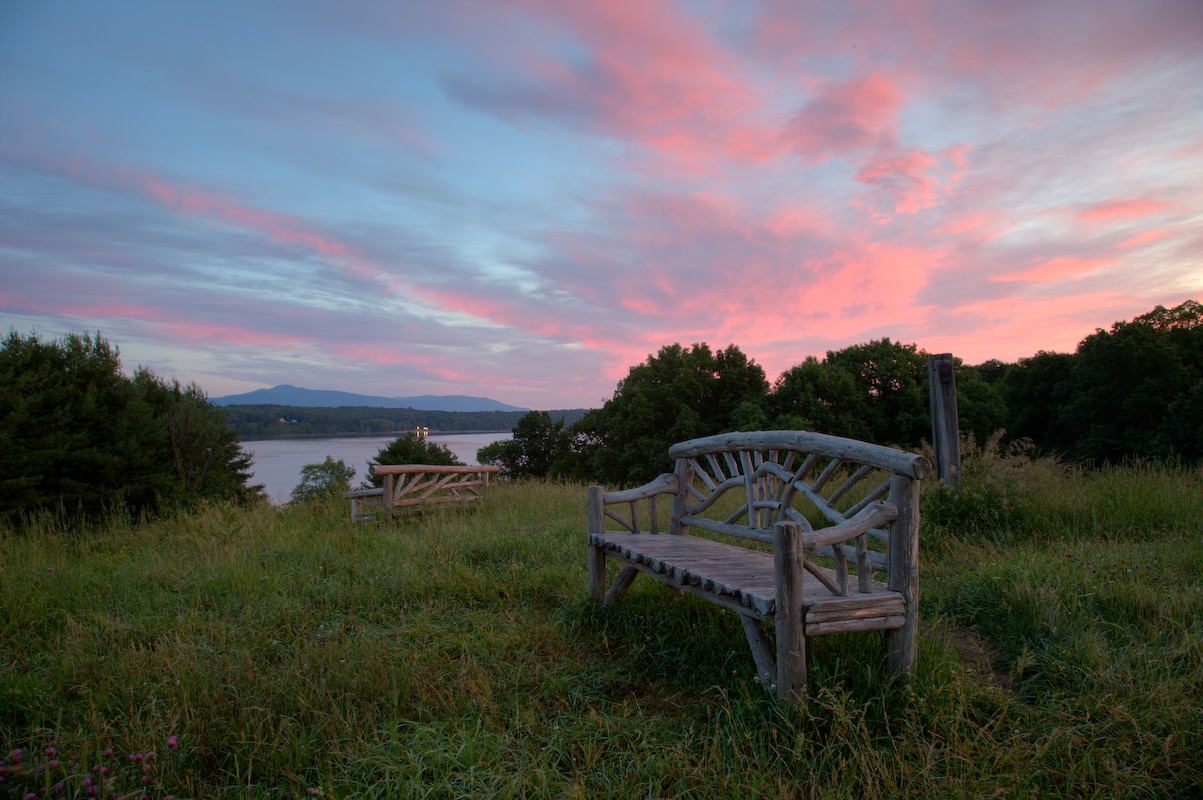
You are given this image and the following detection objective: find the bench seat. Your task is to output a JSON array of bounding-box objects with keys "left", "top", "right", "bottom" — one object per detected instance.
[{"left": 589, "top": 531, "right": 905, "bottom": 627}]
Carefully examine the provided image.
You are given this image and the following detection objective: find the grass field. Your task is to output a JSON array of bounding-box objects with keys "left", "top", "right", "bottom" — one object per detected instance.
[{"left": 2, "top": 443, "right": 1201, "bottom": 798}]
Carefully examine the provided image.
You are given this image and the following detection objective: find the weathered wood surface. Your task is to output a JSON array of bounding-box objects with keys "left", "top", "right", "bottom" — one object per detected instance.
[
  {"left": 345, "top": 487, "right": 386, "bottom": 523},
  {"left": 586, "top": 429, "right": 929, "bottom": 705},
  {"left": 668, "top": 430, "right": 931, "bottom": 479},
  {"left": 589, "top": 532, "right": 903, "bottom": 620},
  {"left": 347, "top": 464, "right": 500, "bottom": 521}
]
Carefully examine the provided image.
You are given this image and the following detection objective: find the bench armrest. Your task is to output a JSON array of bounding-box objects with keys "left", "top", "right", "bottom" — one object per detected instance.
[
  {"left": 599, "top": 473, "right": 679, "bottom": 504},
  {"left": 800, "top": 501, "right": 898, "bottom": 549}
]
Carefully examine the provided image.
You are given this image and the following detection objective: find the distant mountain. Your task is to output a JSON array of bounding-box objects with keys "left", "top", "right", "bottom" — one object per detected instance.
[{"left": 212, "top": 385, "right": 528, "bottom": 412}]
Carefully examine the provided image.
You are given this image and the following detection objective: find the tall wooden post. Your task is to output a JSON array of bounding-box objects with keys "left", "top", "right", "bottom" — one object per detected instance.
[{"left": 927, "top": 353, "right": 961, "bottom": 488}]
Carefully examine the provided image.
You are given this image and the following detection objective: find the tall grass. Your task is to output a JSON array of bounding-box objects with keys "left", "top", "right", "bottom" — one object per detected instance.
[{"left": 2, "top": 453, "right": 1201, "bottom": 798}]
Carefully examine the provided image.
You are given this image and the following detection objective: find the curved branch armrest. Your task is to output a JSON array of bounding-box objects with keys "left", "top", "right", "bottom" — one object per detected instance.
[
  {"left": 799, "top": 502, "right": 898, "bottom": 549},
  {"left": 601, "top": 473, "right": 679, "bottom": 504}
]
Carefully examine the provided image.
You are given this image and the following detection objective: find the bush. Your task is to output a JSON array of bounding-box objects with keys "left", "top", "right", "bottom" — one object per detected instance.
[
  {"left": 291, "top": 456, "right": 356, "bottom": 503},
  {"left": 477, "top": 411, "right": 569, "bottom": 479}
]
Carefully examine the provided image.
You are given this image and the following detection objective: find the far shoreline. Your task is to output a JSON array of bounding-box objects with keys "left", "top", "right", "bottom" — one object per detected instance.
[{"left": 239, "top": 429, "right": 513, "bottom": 443}]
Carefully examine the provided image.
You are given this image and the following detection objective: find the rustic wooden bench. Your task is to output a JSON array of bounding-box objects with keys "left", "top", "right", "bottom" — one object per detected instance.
[
  {"left": 587, "top": 430, "right": 930, "bottom": 704},
  {"left": 346, "top": 464, "right": 500, "bottom": 522}
]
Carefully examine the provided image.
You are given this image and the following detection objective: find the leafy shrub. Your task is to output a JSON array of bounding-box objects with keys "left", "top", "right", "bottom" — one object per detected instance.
[
  {"left": 477, "top": 411, "right": 569, "bottom": 479},
  {"left": 291, "top": 456, "right": 356, "bottom": 503},
  {"left": 921, "top": 432, "right": 1071, "bottom": 545}
]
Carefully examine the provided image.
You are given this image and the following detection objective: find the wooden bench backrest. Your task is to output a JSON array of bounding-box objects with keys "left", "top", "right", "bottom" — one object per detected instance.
[{"left": 665, "top": 431, "right": 930, "bottom": 570}]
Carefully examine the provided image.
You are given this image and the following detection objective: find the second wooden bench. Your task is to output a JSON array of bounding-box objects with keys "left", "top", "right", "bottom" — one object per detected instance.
[{"left": 347, "top": 464, "right": 500, "bottom": 522}]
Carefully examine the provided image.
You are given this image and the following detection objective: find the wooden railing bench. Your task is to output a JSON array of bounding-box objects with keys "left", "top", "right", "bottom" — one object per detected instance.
[
  {"left": 345, "top": 464, "right": 500, "bottom": 522},
  {"left": 586, "top": 430, "right": 930, "bottom": 704}
]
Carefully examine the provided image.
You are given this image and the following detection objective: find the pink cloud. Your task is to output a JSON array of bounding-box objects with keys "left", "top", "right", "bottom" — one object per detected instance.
[
  {"left": 438, "top": 0, "right": 764, "bottom": 170},
  {"left": 3, "top": 291, "right": 308, "bottom": 350},
  {"left": 1075, "top": 197, "right": 1177, "bottom": 224},
  {"left": 747, "top": 0, "right": 1203, "bottom": 111},
  {"left": 936, "top": 208, "right": 1010, "bottom": 244},
  {"left": 763, "top": 207, "right": 829, "bottom": 239},
  {"left": 781, "top": 71, "right": 902, "bottom": 162},
  {"left": 1117, "top": 228, "right": 1171, "bottom": 249},
  {"left": 935, "top": 291, "right": 1143, "bottom": 362},
  {"left": 46, "top": 155, "right": 392, "bottom": 286},
  {"left": 853, "top": 145, "right": 967, "bottom": 222},
  {"left": 159, "top": 320, "right": 307, "bottom": 349},
  {"left": 994, "top": 256, "right": 1114, "bottom": 284}
]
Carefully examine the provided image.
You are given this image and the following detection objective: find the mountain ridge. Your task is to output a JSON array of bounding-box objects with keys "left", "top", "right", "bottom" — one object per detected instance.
[{"left": 212, "top": 385, "right": 528, "bottom": 412}]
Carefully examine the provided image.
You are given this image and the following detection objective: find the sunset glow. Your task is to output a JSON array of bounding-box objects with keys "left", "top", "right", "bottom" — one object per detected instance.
[{"left": 2, "top": 1, "right": 1200, "bottom": 408}]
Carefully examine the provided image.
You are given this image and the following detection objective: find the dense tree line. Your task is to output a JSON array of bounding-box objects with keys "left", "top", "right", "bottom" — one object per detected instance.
[
  {"left": 223, "top": 405, "right": 588, "bottom": 440},
  {"left": 7, "top": 300, "right": 1196, "bottom": 517},
  {"left": 479, "top": 301, "right": 1201, "bottom": 485},
  {"left": 998, "top": 300, "right": 1203, "bottom": 464},
  {"left": 0, "top": 331, "right": 257, "bottom": 522}
]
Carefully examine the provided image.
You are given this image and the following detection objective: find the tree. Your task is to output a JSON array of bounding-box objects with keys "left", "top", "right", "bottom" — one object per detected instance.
[
  {"left": 291, "top": 456, "right": 356, "bottom": 503},
  {"left": 997, "top": 300, "right": 1202, "bottom": 464},
  {"left": 369, "top": 433, "right": 463, "bottom": 486},
  {"left": 998, "top": 351, "right": 1076, "bottom": 453},
  {"left": 1059, "top": 315, "right": 1195, "bottom": 463},
  {"left": 822, "top": 338, "right": 931, "bottom": 446},
  {"left": 569, "top": 343, "right": 769, "bottom": 486},
  {"left": 769, "top": 344, "right": 1005, "bottom": 450},
  {"left": 767, "top": 356, "right": 869, "bottom": 439},
  {"left": 135, "top": 370, "right": 259, "bottom": 505},
  {"left": 950, "top": 361, "right": 1008, "bottom": 448},
  {"left": 0, "top": 330, "right": 162, "bottom": 518},
  {"left": 1158, "top": 381, "right": 1203, "bottom": 462},
  {"left": 0, "top": 329, "right": 258, "bottom": 522},
  {"left": 477, "top": 411, "right": 569, "bottom": 479}
]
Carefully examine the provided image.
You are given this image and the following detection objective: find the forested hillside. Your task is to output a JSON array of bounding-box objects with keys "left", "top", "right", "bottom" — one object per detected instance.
[{"left": 223, "top": 405, "right": 590, "bottom": 440}]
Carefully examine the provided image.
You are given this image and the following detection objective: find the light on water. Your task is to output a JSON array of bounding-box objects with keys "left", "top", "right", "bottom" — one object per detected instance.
[{"left": 244, "top": 432, "right": 511, "bottom": 503}]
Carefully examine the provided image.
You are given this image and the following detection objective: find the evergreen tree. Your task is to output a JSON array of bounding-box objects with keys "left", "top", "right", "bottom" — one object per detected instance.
[
  {"left": 369, "top": 433, "right": 463, "bottom": 486},
  {"left": 135, "top": 370, "right": 260, "bottom": 505},
  {"left": 0, "top": 329, "right": 258, "bottom": 522}
]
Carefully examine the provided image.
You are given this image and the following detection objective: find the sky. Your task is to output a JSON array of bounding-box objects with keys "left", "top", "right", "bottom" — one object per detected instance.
[{"left": 2, "top": 1, "right": 1201, "bottom": 410}]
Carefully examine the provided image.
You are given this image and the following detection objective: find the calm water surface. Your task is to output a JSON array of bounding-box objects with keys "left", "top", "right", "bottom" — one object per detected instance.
[{"left": 244, "top": 432, "right": 511, "bottom": 503}]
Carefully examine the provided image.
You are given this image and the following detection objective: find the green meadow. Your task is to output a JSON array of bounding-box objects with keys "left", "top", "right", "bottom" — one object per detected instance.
[{"left": 2, "top": 444, "right": 1201, "bottom": 799}]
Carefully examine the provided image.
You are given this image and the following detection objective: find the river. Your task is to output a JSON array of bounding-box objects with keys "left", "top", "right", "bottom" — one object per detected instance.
[{"left": 243, "top": 432, "right": 511, "bottom": 504}]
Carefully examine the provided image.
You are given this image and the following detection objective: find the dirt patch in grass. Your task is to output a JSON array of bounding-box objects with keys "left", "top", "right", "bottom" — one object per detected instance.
[{"left": 942, "top": 623, "right": 1011, "bottom": 689}]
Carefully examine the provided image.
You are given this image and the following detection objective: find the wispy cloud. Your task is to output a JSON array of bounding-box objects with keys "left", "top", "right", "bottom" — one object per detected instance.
[{"left": 1, "top": 0, "right": 1201, "bottom": 407}]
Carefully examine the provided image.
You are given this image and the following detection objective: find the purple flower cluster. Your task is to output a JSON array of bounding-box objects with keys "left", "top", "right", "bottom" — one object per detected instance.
[{"left": 0, "top": 738, "right": 179, "bottom": 800}]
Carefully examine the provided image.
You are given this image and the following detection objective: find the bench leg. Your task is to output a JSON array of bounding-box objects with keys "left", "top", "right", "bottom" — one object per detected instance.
[
  {"left": 587, "top": 543, "right": 608, "bottom": 602},
  {"left": 775, "top": 618, "right": 806, "bottom": 705},
  {"left": 885, "top": 615, "right": 917, "bottom": 675},
  {"left": 602, "top": 565, "right": 639, "bottom": 605},
  {"left": 775, "top": 520, "right": 808, "bottom": 705},
  {"left": 739, "top": 615, "right": 776, "bottom": 691}
]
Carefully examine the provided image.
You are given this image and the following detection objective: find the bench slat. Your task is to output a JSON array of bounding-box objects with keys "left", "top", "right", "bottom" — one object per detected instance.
[{"left": 590, "top": 532, "right": 902, "bottom": 622}]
